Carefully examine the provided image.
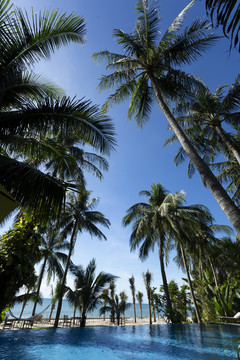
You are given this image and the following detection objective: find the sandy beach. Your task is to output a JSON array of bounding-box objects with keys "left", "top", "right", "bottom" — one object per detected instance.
[{"left": 1, "top": 316, "right": 168, "bottom": 330}]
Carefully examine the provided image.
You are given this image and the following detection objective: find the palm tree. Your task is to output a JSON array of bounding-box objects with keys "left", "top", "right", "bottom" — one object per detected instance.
[
  {"left": 136, "top": 291, "right": 143, "bottom": 319},
  {"left": 100, "top": 293, "right": 130, "bottom": 326},
  {"left": 0, "top": 1, "right": 116, "bottom": 218},
  {"left": 150, "top": 287, "right": 156, "bottom": 322},
  {"left": 109, "top": 281, "right": 116, "bottom": 323},
  {"left": 166, "top": 78, "right": 240, "bottom": 172},
  {"left": 205, "top": 0, "right": 240, "bottom": 51},
  {"left": 66, "top": 259, "right": 116, "bottom": 327},
  {"left": 119, "top": 291, "right": 128, "bottom": 317},
  {"left": 129, "top": 275, "right": 137, "bottom": 322},
  {"left": 124, "top": 182, "right": 215, "bottom": 323},
  {"left": 34, "top": 133, "right": 109, "bottom": 183},
  {"left": 123, "top": 183, "right": 175, "bottom": 322},
  {"left": 102, "top": 289, "right": 109, "bottom": 320},
  {"left": 211, "top": 154, "right": 240, "bottom": 205},
  {"left": 31, "top": 222, "right": 69, "bottom": 316},
  {"left": 93, "top": 0, "right": 240, "bottom": 233},
  {"left": 54, "top": 190, "right": 110, "bottom": 328},
  {"left": 143, "top": 270, "right": 152, "bottom": 325}
]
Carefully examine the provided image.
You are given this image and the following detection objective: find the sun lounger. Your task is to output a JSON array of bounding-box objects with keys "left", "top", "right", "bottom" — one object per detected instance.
[
  {"left": 62, "top": 315, "right": 71, "bottom": 327},
  {"left": 2, "top": 315, "right": 15, "bottom": 329},
  {"left": 219, "top": 312, "right": 240, "bottom": 323}
]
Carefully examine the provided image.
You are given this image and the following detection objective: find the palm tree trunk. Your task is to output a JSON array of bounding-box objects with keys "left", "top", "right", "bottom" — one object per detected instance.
[
  {"left": 32, "top": 258, "right": 47, "bottom": 316},
  {"left": 215, "top": 125, "right": 240, "bottom": 165},
  {"left": 140, "top": 302, "right": 143, "bottom": 319},
  {"left": 150, "top": 74, "right": 240, "bottom": 234},
  {"left": 80, "top": 311, "right": 86, "bottom": 327},
  {"left": 19, "top": 290, "right": 30, "bottom": 320},
  {"left": 147, "top": 290, "right": 152, "bottom": 325},
  {"left": 54, "top": 220, "right": 78, "bottom": 328},
  {"left": 208, "top": 257, "right": 227, "bottom": 317},
  {"left": 132, "top": 295, "right": 137, "bottom": 323},
  {"left": 180, "top": 244, "right": 201, "bottom": 323},
  {"left": 158, "top": 238, "right": 174, "bottom": 322},
  {"left": 151, "top": 297, "right": 156, "bottom": 322},
  {"left": 49, "top": 302, "right": 55, "bottom": 322}
]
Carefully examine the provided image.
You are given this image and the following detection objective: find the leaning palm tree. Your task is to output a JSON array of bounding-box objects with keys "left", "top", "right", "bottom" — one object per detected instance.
[
  {"left": 0, "top": 1, "right": 116, "bottom": 219},
  {"left": 143, "top": 271, "right": 152, "bottom": 325},
  {"left": 66, "top": 259, "right": 116, "bottom": 327},
  {"left": 136, "top": 291, "right": 144, "bottom": 319},
  {"left": 31, "top": 222, "right": 69, "bottom": 316},
  {"left": 129, "top": 275, "right": 137, "bottom": 323},
  {"left": 93, "top": 0, "right": 240, "bottom": 233},
  {"left": 54, "top": 189, "right": 110, "bottom": 328}
]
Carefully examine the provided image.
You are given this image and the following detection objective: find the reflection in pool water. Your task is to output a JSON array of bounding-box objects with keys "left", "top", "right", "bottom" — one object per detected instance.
[{"left": 0, "top": 323, "right": 239, "bottom": 360}]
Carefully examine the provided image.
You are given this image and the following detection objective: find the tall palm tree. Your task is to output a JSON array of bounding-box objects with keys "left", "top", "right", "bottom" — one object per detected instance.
[
  {"left": 136, "top": 291, "right": 143, "bottom": 319},
  {"left": 143, "top": 270, "right": 152, "bottom": 325},
  {"left": 93, "top": 0, "right": 240, "bottom": 234},
  {"left": 109, "top": 281, "right": 116, "bottom": 323},
  {"left": 66, "top": 259, "right": 116, "bottom": 327},
  {"left": 123, "top": 183, "right": 175, "bottom": 322},
  {"left": 129, "top": 275, "right": 137, "bottom": 323},
  {"left": 0, "top": 1, "right": 116, "bottom": 218},
  {"left": 31, "top": 223, "right": 69, "bottom": 316},
  {"left": 54, "top": 189, "right": 110, "bottom": 328},
  {"left": 124, "top": 182, "right": 214, "bottom": 323}
]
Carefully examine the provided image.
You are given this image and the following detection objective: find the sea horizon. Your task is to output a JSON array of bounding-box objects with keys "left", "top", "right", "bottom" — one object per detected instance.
[{"left": 9, "top": 298, "right": 158, "bottom": 319}]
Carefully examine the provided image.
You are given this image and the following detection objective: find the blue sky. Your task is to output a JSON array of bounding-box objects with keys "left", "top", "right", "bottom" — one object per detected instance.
[{"left": 6, "top": 0, "right": 240, "bottom": 301}]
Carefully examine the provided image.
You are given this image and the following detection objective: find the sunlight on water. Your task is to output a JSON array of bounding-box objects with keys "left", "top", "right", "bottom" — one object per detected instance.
[{"left": 0, "top": 324, "right": 238, "bottom": 360}]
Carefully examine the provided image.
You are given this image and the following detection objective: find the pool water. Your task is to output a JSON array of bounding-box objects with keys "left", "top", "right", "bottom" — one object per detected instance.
[{"left": 0, "top": 324, "right": 239, "bottom": 360}]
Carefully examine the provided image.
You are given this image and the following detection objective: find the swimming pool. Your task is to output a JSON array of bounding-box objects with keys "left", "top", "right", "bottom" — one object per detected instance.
[{"left": 0, "top": 324, "right": 239, "bottom": 359}]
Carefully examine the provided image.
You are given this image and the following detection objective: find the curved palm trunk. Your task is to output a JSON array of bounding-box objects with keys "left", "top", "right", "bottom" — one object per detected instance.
[
  {"left": 19, "top": 288, "right": 30, "bottom": 320},
  {"left": 54, "top": 220, "right": 78, "bottom": 328},
  {"left": 150, "top": 74, "right": 240, "bottom": 234},
  {"left": 180, "top": 244, "right": 201, "bottom": 323},
  {"left": 32, "top": 258, "right": 47, "bottom": 316},
  {"left": 215, "top": 125, "right": 240, "bottom": 165},
  {"left": 49, "top": 302, "right": 55, "bottom": 322},
  {"left": 158, "top": 238, "right": 174, "bottom": 322}
]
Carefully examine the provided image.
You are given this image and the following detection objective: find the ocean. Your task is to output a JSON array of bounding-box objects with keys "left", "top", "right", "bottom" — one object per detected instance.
[{"left": 8, "top": 298, "right": 154, "bottom": 319}]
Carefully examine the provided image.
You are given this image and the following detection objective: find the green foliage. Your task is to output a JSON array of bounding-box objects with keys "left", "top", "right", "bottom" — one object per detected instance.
[
  {"left": 191, "top": 237, "right": 240, "bottom": 322},
  {"left": 0, "top": 0, "right": 116, "bottom": 220},
  {"left": 0, "top": 217, "right": 42, "bottom": 317},
  {"left": 159, "top": 281, "right": 191, "bottom": 323}
]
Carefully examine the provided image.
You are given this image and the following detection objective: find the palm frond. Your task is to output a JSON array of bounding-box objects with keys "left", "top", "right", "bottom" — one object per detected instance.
[
  {"left": 128, "top": 73, "right": 153, "bottom": 126},
  {"left": 4, "top": 7, "right": 86, "bottom": 70},
  {"left": 0, "top": 155, "right": 76, "bottom": 218}
]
